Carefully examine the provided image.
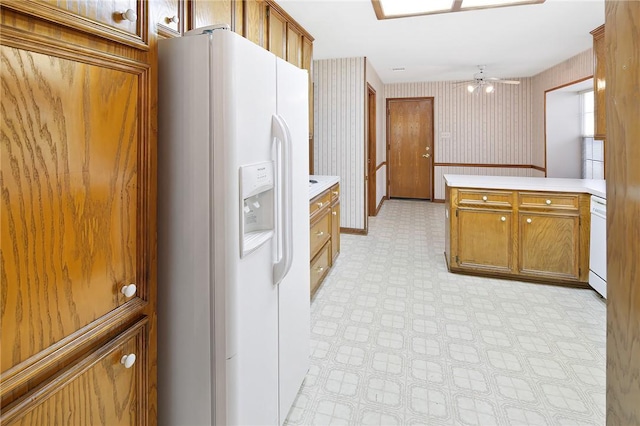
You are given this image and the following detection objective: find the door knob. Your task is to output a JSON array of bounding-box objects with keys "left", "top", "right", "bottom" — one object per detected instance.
[
  {"left": 425, "top": 146, "right": 430, "bottom": 151},
  {"left": 422, "top": 153, "right": 430, "bottom": 158}
]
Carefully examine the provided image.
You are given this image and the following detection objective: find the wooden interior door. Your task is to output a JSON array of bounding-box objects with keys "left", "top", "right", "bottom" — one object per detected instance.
[
  {"left": 367, "top": 85, "right": 377, "bottom": 216},
  {"left": 388, "top": 98, "right": 433, "bottom": 199}
]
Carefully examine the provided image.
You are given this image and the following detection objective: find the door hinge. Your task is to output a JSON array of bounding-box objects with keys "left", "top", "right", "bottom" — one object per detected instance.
[{"left": 455, "top": 209, "right": 459, "bottom": 217}]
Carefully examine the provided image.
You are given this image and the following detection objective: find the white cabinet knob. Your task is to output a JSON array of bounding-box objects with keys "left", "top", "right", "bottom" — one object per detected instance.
[
  {"left": 332, "top": 191, "right": 339, "bottom": 196},
  {"left": 168, "top": 15, "right": 180, "bottom": 24},
  {"left": 121, "top": 283, "right": 137, "bottom": 298},
  {"left": 121, "top": 9, "right": 137, "bottom": 22},
  {"left": 120, "top": 353, "right": 136, "bottom": 369},
  {"left": 501, "top": 216, "right": 506, "bottom": 222},
  {"left": 316, "top": 231, "right": 324, "bottom": 237},
  {"left": 482, "top": 196, "right": 488, "bottom": 201},
  {"left": 526, "top": 218, "right": 532, "bottom": 224},
  {"left": 317, "top": 202, "right": 323, "bottom": 208},
  {"left": 332, "top": 211, "right": 337, "bottom": 216},
  {"left": 316, "top": 267, "right": 324, "bottom": 273},
  {"left": 545, "top": 199, "right": 552, "bottom": 205}
]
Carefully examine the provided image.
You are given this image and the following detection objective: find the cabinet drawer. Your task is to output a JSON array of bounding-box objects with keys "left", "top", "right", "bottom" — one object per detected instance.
[
  {"left": 457, "top": 189, "right": 513, "bottom": 208},
  {"left": 519, "top": 192, "right": 579, "bottom": 210},
  {"left": 1, "top": 319, "right": 148, "bottom": 425},
  {"left": 330, "top": 183, "right": 340, "bottom": 203},
  {"left": 310, "top": 210, "right": 331, "bottom": 258},
  {"left": 310, "top": 192, "right": 331, "bottom": 217},
  {"left": 310, "top": 241, "right": 331, "bottom": 297}
]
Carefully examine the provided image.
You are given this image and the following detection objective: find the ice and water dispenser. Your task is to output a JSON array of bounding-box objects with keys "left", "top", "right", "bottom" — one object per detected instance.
[{"left": 239, "top": 161, "right": 275, "bottom": 257}]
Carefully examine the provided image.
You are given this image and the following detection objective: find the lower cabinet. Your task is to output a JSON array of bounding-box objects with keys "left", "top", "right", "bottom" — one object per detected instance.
[
  {"left": 456, "top": 209, "right": 513, "bottom": 273},
  {"left": 309, "top": 183, "right": 340, "bottom": 298},
  {"left": 446, "top": 186, "right": 590, "bottom": 285},
  {"left": 519, "top": 212, "right": 580, "bottom": 281},
  {"left": 1, "top": 319, "right": 148, "bottom": 425}
]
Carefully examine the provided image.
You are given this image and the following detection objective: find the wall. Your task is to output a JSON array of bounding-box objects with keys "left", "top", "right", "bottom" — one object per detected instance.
[
  {"left": 531, "top": 49, "right": 594, "bottom": 167},
  {"left": 546, "top": 90, "right": 582, "bottom": 178},
  {"left": 365, "top": 59, "right": 387, "bottom": 211},
  {"left": 385, "top": 80, "right": 535, "bottom": 199},
  {"left": 313, "top": 57, "right": 366, "bottom": 230}
]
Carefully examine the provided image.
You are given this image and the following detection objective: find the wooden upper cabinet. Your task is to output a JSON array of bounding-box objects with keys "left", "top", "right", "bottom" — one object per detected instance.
[
  {"left": 187, "top": 0, "right": 233, "bottom": 31},
  {"left": 1, "top": 0, "right": 148, "bottom": 49},
  {"left": 286, "top": 23, "right": 302, "bottom": 67},
  {"left": 591, "top": 25, "right": 606, "bottom": 140},
  {"left": 244, "top": 0, "right": 267, "bottom": 48},
  {"left": 154, "top": 0, "right": 183, "bottom": 37},
  {"left": 267, "top": 5, "right": 286, "bottom": 60}
]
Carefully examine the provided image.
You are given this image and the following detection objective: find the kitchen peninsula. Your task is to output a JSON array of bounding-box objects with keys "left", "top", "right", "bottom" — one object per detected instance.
[
  {"left": 444, "top": 175, "right": 605, "bottom": 286},
  {"left": 309, "top": 175, "right": 340, "bottom": 297}
]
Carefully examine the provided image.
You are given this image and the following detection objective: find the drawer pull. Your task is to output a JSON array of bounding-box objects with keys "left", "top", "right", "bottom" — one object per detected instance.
[
  {"left": 545, "top": 199, "right": 552, "bottom": 205},
  {"left": 332, "top": 211, "right": 337, "bottom": 216},
  {"left": 333, "top": 191, "right": 339, "bottom": 196},
  {"left": 316, "top": 231, "right": 325, "bottom": 237},
  {"left": 500, "top": 216, "right": 506, "bottom": 222},
  {"left": 120, "top": 353, "right": 137, "bottom": 369},
  {"left": 317, "top": 202, "right": 323, "bottom": 208},
  {"left": 482, "top": 196, "right": 488, "bottom": 201},
  {"left": 526, "top": 218, "right": 532, "bottom": 224},
  {"left": 120, "top": 8, "right": 138, "bottom": 22},
  {"left": 121, "top": 283, "right": 137, "bottom": 298},
  {"left": 316, "top": 267, "right": 324, "bottom": 273},
  {"left": 168, "top": 15, "right": 180, "bottom": 24}
]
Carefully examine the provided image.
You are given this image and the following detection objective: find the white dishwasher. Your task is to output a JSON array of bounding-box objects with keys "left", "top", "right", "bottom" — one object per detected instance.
[{"left": 589, "top": 195, "right": 607, "bottom": 298}]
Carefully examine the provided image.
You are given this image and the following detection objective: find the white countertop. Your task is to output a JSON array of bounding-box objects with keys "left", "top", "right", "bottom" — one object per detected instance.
[
  {"left": 309, "top": 175, "right": 340, "bottom": 200},
  {"left": 443, "top": 175, "right": 606, "bottom": 199}
]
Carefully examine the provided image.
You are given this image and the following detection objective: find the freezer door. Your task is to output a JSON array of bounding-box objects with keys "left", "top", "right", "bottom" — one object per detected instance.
[
  {"left": 210, "top": 31, "right": 280, "bottom": 426},
  {"left": 275, "top": 57, "right": 311, "bottom": 424}
]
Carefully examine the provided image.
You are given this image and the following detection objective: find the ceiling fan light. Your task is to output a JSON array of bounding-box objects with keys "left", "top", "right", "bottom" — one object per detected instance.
[
  {"left": 467, "top": 84, "right": 476, "bottom": 93},
  {"left": 485, "top": 84, "right": 494, "bottom": 93}
]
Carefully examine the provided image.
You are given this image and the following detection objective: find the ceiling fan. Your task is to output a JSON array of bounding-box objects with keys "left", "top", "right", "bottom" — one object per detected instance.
[{"left": 457, "top": 65, "right": 520, "bottom": 93}]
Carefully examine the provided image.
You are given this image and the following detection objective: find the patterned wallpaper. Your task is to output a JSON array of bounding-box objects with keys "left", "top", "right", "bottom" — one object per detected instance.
[
  {"left": 313, "top": 57, "right": 366, "bottom": 230},
  {"left": 385, "top": 80, "right": 534, "bottom": 199},
  {"left": 530, "top": 49, "right": 594, "bottom": 167},
  {"left": 313, "top": 49, "right": 594, "bottom": 215}
]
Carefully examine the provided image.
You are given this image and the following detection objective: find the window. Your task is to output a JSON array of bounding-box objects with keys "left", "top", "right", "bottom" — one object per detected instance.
[
  {"left": 581, "top": 90, "right": 603, "bottom": 179},
  {"left": 581, "top": 90, "right": 594, "bottom": 137},
  {"left": 372, "top": 0, "right": 545, "bottom": 20}
]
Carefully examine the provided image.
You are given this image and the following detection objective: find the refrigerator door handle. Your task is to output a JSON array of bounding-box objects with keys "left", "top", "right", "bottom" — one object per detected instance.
[{"left": 272, "top": 114, "right": 294, "bottom": 286}]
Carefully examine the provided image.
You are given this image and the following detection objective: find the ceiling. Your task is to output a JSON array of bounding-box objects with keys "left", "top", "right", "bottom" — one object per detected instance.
[{"left": 274, "top": 0, "right": 604, "bottom": 84}]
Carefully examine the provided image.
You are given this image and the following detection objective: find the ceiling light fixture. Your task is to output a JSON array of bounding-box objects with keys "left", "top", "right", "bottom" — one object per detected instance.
[
  {"left": 372, "top": 0, "right": 545, "bottom": 20},
  {"left": 467, "top": 84, "right": 476, "bottom": 93},
  {"left": 485, "top": 84, "right": 495, "bottom": 93}
]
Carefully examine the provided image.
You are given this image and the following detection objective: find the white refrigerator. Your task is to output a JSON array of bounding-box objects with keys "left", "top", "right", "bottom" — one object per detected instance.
[{"left": 157, "top": 26, "right": 310, "bottom": 425}]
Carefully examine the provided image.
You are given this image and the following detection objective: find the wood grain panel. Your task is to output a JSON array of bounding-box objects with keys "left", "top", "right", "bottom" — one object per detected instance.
[
  {"left": 266, "top": 5, "right": 286, "bottom": 60},
  {"left": 286, "top": 23, "right": 301, "bottom": 67},
  {"left": 605, "top": 1, "right": 640, "bottom": 423},
  {"left": 457, "top": 209, "right": 513, "bottom": 272},
  {"left": 244, "top": 0, "right": 266, "bottom": 48},
  {"left": 1, "top": 46, "right": 140, "bottom": 372},
  {"left": 234, "top": 0, "right": 243, "bottom": 36},
  {"left": 188, "top": 0, "right": 232, "bottom": 31},
  {"left": 1, "top": 319, "right": 148, "bottom": 425},
  {"left": 1, "top": 0, "right": 148, "bottom": 50},
  {"left": 387, "top": 98, "right": 433, "bottom": 199},
  {"left": 518, "top": 213, "right": 579, "bottom": 280}
]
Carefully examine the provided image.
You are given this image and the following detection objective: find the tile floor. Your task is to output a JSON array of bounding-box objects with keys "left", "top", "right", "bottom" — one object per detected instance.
[{"left": 285, "top": 200, "right": 606, "bottom": 426}]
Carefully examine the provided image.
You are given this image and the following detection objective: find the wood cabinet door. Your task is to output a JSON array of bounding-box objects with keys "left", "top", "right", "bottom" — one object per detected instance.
[
  {"left": 244, "top": 0, "right": 266, "bottom": 48},
  {"left": 1, "top": 320, "right": 148, "bottom": 425},
  {"left": 456, "top": 209, "right": 513, "bottom": 273},
  {"left": 519, "top": 213, "right": 580, "bottom": 280},
  {"left": 331, "top": 201, "right": 340, "bottom": 263},
  {"left": 591, "top": 25, "right": 606, "bottom": 139},
  {"left": 154, "top": 0, "right": 182, "bottom": 37},
  {"left": 187, "top": 0, "right": 232, "bottom": 31},
  {"left": 1, "top": 44, "right": 148, "bottom": 394},
  {"left": 286, "top": 23, "right": 302, "bottom": 67},
  {"left": 302, "top": 36, "right": 313, "bottom": 137},
  {"left": 266, "top": 5, "right": 286, "bottom": 60}
]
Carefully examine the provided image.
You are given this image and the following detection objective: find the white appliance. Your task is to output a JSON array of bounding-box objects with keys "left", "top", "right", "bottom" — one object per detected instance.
[
  {"left": 157, "top": 26, "right": 310, "bottom": 425},
  {"left": 589, "top": 195, "right": 607, "bottom": 298}
]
